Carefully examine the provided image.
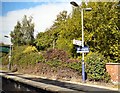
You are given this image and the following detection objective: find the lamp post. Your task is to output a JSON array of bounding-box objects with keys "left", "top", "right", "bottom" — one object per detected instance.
[
  {"left": 4, "top": 35, "right": 11, "bottom": 70},
  {"left": 70, "top": 1, "right": 92, "bottom": 82}
]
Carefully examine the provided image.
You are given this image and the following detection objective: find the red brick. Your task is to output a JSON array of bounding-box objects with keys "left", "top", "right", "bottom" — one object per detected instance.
[{"left": 106, "top": 63, "right": 120, "bottom": 83}]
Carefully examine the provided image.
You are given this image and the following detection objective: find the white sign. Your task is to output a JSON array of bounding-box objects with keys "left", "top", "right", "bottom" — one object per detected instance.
[
  {"left": 77, "top": 50, "right": 89, "bottom": 53},
  {"left": 77, "top": 46, "right": 89, "bottom": 53},
  {"left": 73, "top": 39, "right": 82, "bottom": 46}
]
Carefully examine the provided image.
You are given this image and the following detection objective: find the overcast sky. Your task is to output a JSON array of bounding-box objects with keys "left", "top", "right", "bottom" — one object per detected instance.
[{"left": 1, "top": 0, "right": 82, "bottom": 44}]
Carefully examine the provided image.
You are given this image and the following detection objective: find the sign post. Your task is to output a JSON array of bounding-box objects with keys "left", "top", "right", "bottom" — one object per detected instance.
[
  {"left": 73, "top": 39, "right": 90, "bottom": 82},
  {"left": 70, "top": 1, "right": 92, "bottom": 82}
]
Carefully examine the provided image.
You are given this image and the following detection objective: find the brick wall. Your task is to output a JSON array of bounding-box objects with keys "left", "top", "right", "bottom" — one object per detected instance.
[{"left": 106, "top": 63, "right": 120, "bottom": 84}]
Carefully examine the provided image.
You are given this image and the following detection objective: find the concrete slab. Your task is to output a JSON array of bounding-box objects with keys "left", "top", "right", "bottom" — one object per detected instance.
[
  {"left": 0, "top": 70, "right": 119, "bottom": 93},
  {"left": 0, "top": 72, "right": 80, "bottom": 93}
]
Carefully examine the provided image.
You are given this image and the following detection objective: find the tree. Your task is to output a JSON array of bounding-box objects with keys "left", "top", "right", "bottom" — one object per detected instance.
[
  {"left": 35, "top": 31, "right": 52, "bottom": 50},
  {"left": 35, "top": 11, "right": 69, "bottom": 50},
  {"left": 35, "top": 2, "right": 120, "bottom": 62},
  {"left": 10, "top": 21, "right": 22, "bottom": 46},
  {"left": 10, "top": 15, "right": 35, "bottom": 45},
  {"left": 21, "top": 15, "right": 34, "bottom": 45},
  {"left": 84, "top": 2, "right": 120, "bottom": 62}
]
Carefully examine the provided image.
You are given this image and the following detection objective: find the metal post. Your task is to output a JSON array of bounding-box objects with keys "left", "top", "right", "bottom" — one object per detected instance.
[
  {"left": 4, "top": 35, "right": 11, "bottom": 70},
  {"left": 8, "top": 37, "right": 11, "bottom": 70},
  {"left": 70, "top": 1, "right": 92, "bottom": 83},
  {"left": 81, "top": 8, "right": 85, "bottom": 82}
]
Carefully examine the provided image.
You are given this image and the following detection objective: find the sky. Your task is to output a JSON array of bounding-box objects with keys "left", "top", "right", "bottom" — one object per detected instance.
[{"left": 0, "top": 0, "right": 82, "bottom": 44}]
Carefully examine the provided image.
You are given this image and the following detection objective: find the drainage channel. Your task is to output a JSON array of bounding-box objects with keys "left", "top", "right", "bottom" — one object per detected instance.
[{"left": 0, "top": 76, "right": 54, "bottom": 93}]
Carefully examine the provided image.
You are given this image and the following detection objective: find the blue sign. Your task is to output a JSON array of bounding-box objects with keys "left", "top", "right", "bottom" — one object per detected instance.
[{"left": 77, "top": 46, "right": 89, "bottom": 53}]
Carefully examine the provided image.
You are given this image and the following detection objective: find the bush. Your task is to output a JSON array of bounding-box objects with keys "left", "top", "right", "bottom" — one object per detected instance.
[
  {"left": 46, "top": 60, "right": 62, "bottom": 67},
  {"left": 23, "top": 46, "right": 38, "bottom": 53},
  {"left": 18, "top": 52, "right": 42, "bottom": 66},
  {"left": 85, "top": 52, "right": 110, "bottom": 82},
  {"left": 44, "top": 48, "right": 69, "bottom": 62},
  {"left": 11, "top": 46, "right": 42, "bottom": 67},
  {"left": 43, "top": 49, "right": 82, "bottom": 72},
  {"left": 1, "top": 53, "right": 9, "bottom": 65},
  {"left": 67, "top": 62, "right": 82, "bottom": 73}
]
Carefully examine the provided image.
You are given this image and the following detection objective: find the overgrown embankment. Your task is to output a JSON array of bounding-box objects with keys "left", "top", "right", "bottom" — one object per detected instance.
[{"left": 2, "top": 45, "right": 110, "bottom": 83}]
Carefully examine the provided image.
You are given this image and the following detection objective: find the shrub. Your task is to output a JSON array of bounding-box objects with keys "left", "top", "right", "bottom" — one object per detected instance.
[
  {"left": 67, "top": 62, "right": 82, "bottom": 73},
  {"left": 11, "top": 46, "right": 42, "bottom": 67},
  {"left": 85, "top": 52, "right": 110, "bottom": 82},
  {"left": 17, "top": 52, "right": 42, "bottom": 66},
  {"left": 46, "top": 60, "right": 62, "bottom": 67},
  {"left": 23, "top": 46, "right": 38, "bottom": 54},
  {"left": 44, "top": 48, "right": 69, "bottom": 62},
  {"left": 43, "top": 49, "right": 82, "bottom": 72},
  {"left": 1, "top": 53, "right": 9, "bottom": 65}
]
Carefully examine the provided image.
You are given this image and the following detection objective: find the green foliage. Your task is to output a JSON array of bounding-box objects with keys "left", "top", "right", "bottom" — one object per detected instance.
[
  {"left": 11, "top": 15, "right": 35, "bottom": 45},
  {"left": 11, "top": 47, "right": 82, "bottom": 72},
  {"left": 10, "top": 21, "right": 22, "bottom": 45},
  {"left": 85, "top": 2, "right": 120, "bottom": 63},
  {"left": 85, "top": 52, "right": 110, "bottom": 82},
  {"left": 35, "top": 31, "right": 53, "bottom": 50},
  {"left": 6, "top": 2, "right": 119, "bottom": 83},
  {"left": 67, "top": 62, "right": 82, "bottom": 73},
  {"left": 17, "top": 52, "right": 42, "bottom": 66},
  {"left": 1, "top": 53, "right": 9, "bottom": 65},
  {"left": 46, "top": 60, "right": 62, "bottom": 67},
  {"left": 44, "top": 49, "right": 81, "bottom": 72},
  {"left": 23, "top": 46, "right": 38, "bottom": 54},
  {"left": 11, "top": 46, "right": 42, "bottom": 66},
  {"left": 35, "top": 2, "right": 120, "bottom": 63}
]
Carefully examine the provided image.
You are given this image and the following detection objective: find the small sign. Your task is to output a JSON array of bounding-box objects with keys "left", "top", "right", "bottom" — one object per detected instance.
[
  {"left": 73, "top": 39, "right": 82, "bottom": 46},
  {"left": 77, "top": 46, "right": 89, "bottom": 53}
]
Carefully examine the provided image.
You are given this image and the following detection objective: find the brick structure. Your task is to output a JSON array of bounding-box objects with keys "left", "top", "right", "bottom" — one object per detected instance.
[{"left": 106, "top": 63, "right": 120, "bottom": 84}]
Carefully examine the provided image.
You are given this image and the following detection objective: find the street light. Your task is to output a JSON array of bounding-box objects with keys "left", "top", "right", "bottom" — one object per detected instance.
[
  {"left": 70, "top": 1, "right": 92, "bottom": 82},
  {"left": 4, "top": 35, "right": 12, "bottom": 70},
  {"left": 70, "top": 1, "right": 79, "bottom": 7}
]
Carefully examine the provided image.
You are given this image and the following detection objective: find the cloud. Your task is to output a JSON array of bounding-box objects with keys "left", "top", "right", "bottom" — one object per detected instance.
[
  {"left": 1, "top": 2, "right": 73, "bottom": 44},
  {"left": 1, "top": 0, "right": 72, "bottom": 3}
]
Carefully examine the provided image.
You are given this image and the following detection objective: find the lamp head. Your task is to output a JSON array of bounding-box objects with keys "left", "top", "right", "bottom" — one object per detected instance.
[
  {"left": 4, "top": 35, "right": 9, "bottom": 38},
  {"left": 70, "top": 1, "right": 79, "bottom": 7}
]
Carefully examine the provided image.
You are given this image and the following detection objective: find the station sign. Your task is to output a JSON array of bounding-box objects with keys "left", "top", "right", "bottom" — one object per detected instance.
[
  {"left": 73, "top": 39, "right": 82, "bottom": 46},
  {"left": 77, "top": 46, "right": 89, "bottom": 53}
]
